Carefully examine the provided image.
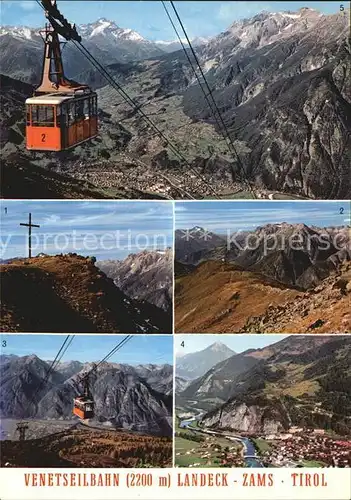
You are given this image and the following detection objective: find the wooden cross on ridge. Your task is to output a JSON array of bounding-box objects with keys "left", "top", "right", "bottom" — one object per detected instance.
[{"left": 20, "top": 213, "right": 40, "bottom": 258}]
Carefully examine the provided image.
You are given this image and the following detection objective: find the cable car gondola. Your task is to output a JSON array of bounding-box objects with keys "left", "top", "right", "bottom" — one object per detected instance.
[
  {"left": 73, "top": 373, "right": 95, "bottom": 420},
  {"left": 26, "top": 1, "right": 98, "bottom": 151}
]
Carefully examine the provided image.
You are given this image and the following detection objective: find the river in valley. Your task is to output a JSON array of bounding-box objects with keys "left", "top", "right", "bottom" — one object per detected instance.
[{"left": 180, "top": 418, "right": 264, "bottom": 467}]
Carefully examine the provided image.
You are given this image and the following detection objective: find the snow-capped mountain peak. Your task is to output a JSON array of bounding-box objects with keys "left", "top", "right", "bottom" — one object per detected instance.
[
  {"left": 118, "top": 28, "right": 145, "bottom": 42},
  {"left": 90, "top": 19, "right": 113, "bottom": 36},
  {"left": 154, "top": 36, "right": 210, "bottom": 53},
  {"left": 79, "top": 18, "right": 146, "bottom": 42},
  {"left": 0, "top": 25, "right": 39, "bottom": 41}
]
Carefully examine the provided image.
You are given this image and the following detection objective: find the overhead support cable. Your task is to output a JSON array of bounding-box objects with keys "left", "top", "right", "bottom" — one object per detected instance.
[{"left": 163, "top": 0, "right": 257, "bottom": 199}]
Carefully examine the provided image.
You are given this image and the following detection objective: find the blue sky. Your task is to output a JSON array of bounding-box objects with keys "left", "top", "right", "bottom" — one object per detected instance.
[
  {"left": 1, "top": 1, "right": 343, "bottom": 40},
  {"left": 0, "top": 334, "right": 173, "bottom": 364},
  {"left": 175, "top": 201, "right": 350, "bottom": 233},
  {"left": 0, "top": 200, "right": 173, "bottom": 260},
  {"left": 175, "top": 333, "right": 288, "bottom": 355}
]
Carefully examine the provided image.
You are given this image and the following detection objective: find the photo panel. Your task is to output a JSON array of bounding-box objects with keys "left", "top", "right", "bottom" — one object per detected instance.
[
  {"left": 174, "top": 200, "right": 351, "bottom": 334},
  {"left": 174, "top": 334, "right": 351, "bottom": 468},
  {"left": 1, "top": 2, "right": 349, "bottom": 201},
  {"left": 0, "top": 333, "right": 174, "bottom": 468},
  {"left": 0, "top": 0, "right": 351, "bottom": 498},
  {"left": 0, "top": 200, "right": 174, "bottom": 334}
]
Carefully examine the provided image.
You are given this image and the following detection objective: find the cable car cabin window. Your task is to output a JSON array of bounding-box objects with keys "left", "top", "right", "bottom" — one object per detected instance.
[
  {"left": 26, "top": 105, "right": 31, "bottom": 125},
  {"left": 59, "top": 102, "right": 69, "bottom": 128},
  {"left": 89, "top": 95, "right": 97, "bottom": 117},
  {"left": 31, "top": 105, "right": 55, "bottom": 127},
  {"left": 83, "top": 99, "right": 90, "bottom": 119},
  {"left": 68, "top": 102, "right": 75, "bottom": 125},
  {"left": 76, "top": 100, "right": 85, "bottom": 120},
  {"left": 55, "top": 106, "right": 61, "bottom": 127}
]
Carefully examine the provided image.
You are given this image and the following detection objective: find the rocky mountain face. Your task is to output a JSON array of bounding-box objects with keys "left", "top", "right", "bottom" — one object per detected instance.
[
  {"left": 178, "top": 348, "right": 260, "bottom": 405},
  {"left": 133, "top": 363, "right": 173, "bottom": 396},
  {"left": 175, "top": 227, "right": 226, "bottom": 263},
  {"left": 182, "top": 8, "right": 351, "bottom": 198},
  {"left": 179, "top": 335, "right": 351, "bottom": 435},
  {"left": 98, "top": 249, "right": 173, "bottom": 312},
  {"left": 0, "top": 253, "right": 172, "bottom": 333},
  {"left": 0, "top": 354, "right": 173, "bottom": 436},
  {"left": 175, "top": 376, "right": 189, "bottom": 392},
  {"left": 1, "top": 8, "right": 350, "bottom": 199},
  {"left": 176, "top": 342, "right": 235, "bottom": 380},
  {"left": 0, "top": 354, "right": 18, "bottom": 364}
]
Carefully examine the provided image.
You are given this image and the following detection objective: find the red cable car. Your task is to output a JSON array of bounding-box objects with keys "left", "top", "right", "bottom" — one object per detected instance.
[
  {"left": 73, "top": 395, "right": 95, "bottom": 419},
  {"left": 26, "top": 2, "right": 98, "bottom": 151},
  {"left": 73, "top": 374, "right": 95, "bottom": 420}
]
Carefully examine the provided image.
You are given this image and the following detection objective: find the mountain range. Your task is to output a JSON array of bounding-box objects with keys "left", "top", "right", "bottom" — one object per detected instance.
[
  {"left": 175, "top": 222, "right": 351, "bottom": 333},
  {"left": 0, "top": 19, "right": 208, "bottom": 84},
  {"left": 176, "top": 335, "right": 351, "bottom": 435},
  {"left": 176, "top": 223, "right": 350, "bottom": 289},
  {"left": 1, "top": 8, "right": 350, "bottom": 199},
  {"left": 0, "top": 353, "right": 173, "bottom": 436},
  {"left": 97, "top": 249, "right": 173, "bottom": 312},
  {"left": 176, "top": 342, "right": 235, "bottom": 379},
  {"left": 0, "top": 253, "right": 172, "bottom": 333}
]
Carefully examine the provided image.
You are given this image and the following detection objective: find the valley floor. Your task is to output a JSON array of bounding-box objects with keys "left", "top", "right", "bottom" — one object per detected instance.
[
  {"left": 0, "top": 418, "right": 77, "bottom": 441},
  {"left": 175, "top": 414, "right": 351, "bottom": 469}
]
